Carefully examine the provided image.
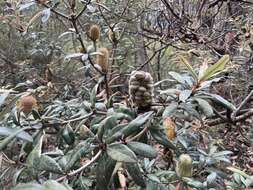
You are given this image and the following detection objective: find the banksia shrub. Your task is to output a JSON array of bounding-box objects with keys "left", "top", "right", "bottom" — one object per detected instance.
[
  {"left": 17, "top": 95, "right": 38, "bottom": 115},
  {"left": 163, "top": 117, "right": 176, "bottom": 140},
  {"left": 176, "top": 154, "right": 193, "bottom": 178},
  {"left": 89, "top": 24, "right": 100, "bottom": 42},
  {"left": 129, "top": 71, "right": 154, "bottom": 109},
  {"left": 96, "top": 48, "right": 109, "bottom": 73}
]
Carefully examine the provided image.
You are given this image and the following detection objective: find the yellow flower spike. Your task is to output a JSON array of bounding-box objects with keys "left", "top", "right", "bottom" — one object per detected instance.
[
  {"left": 176, "top": 154, "right": 193, "bottom": 178},
  {"left": 96, "top": 47, "right": 109, "bottom": 73},
  {"left": 163, "top": 117, "right": 176, "bottom": 140}
]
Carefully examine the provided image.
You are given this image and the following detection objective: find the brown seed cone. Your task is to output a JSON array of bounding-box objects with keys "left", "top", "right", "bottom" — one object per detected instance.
[
  {"left": 96, "top": 48, "right": 109, "bottom": 73},
  {"left": 89, "top": 24, "right": 100, "bottom": 42},
  {"left": 176, "top": 154, "right": 193, "bottom": 178},
  {"left": 17, "top": 96, "right": 38, "bottom": 115},
  {"left": 129, "top": 71, "right": 154, "bottom": 109}
]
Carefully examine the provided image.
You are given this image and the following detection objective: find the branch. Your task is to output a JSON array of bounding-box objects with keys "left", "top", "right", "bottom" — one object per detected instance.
[{"left": 231, "top": 90, "right": 253, "bottom": 120}]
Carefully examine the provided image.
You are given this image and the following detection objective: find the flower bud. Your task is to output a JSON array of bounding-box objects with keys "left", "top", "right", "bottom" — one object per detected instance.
[
  {"left": 89, "top": 24, "right": 100, "bottom": 42},
  {"left": 163, "top": 117, "right": 176, "bottom": 140},
  {"left": 17, "top": 96, "right": 38, "bottom": 115},
  {"left": 176, "top": 154, "right": 193, "bottom": 178},
  {"left": 96, "top": 48, "right": 109, "bottom": 73}
]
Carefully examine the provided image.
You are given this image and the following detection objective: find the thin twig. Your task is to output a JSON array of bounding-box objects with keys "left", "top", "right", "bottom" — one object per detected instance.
[
  {"left": 56, "top": 150, "right": 102, "bottom": 182},
  {"left": 231, "top": 90, "right": 253, "bottom": 120}
]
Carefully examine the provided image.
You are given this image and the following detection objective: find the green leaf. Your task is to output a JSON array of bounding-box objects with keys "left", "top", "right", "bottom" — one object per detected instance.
[
  {"left": 126, "top": 163, "right": 146, "bottom": 187},
  {"left": 106, "top": 111, "right": 153, "bottom": 143},
  {"left": 212, "top": 150, "right": 233, "bottom": 157},
  {"left": 0, "top": 127, "right": 33, "bottom": 142},
  {"left": 227, "top": 167, "right": 251, "bottom": 179},
  {"left": 90, "top": 83, "right": 99, "bottom": 107},
  {"left": 43, "top": 180, "right": 73, "bottom": 190},
  {"left": 127, "top": 141, "right": 157, "bottom": 158},
  {"left": 207, "top": 172, "right": 217, "bottom": 185},
  {"left": 162, "top": 102, "right": 178, "bottom": 119},
  {"left": 179, "top": 55, "right": 198, "bottom": 80},
  {"left": 169, "top": 71, "right": 186, "bottom": 84},
  {"left": 0, "top": 127, "right": 31, "bottom": 151},
  {"left": 0, "top": 92, "right": 9, "bottom": 107},
  {"left": 61, "top": 125, "right": 75, "bottom": 145},
  {"left": 198, "top": 55, "right": 229, "bottom": 82},
  {"left": 146, "top": 179, "right": 168, "bottom": 190},
  {"left": 12, "top": 183, "right": 46, "bottom": 190},
  {"left": 150, "top": 129, "right": 176, "bottom": 150},
  {"left": 207, "top": 93, "right": 236, "bottom": 111},
  {"left": 194, "top": 98, "right": 213, "bottom": 116},
  {"left": 107, "top": 143, "right": 137, "bottom": 163},
  {"left": 179, "top": 90, "right": 192, "bottom": 102},
  {"left": 39, "top": 155, "right": 63, "bottom": 174},
  {"left": 64, "top": 140, "right": 92, "bottom": 171},
  {"left": 97, "top": 115, "right": 117, "bottom": 141},
  {"left": 26, "top": 134, "right": 44, "bottom": 176},
  {"left": 96, "top": 153, "right": 116, "bottom": 190},
  {"left": 183, "top": 177, "right": 204, "bottom": 188}
]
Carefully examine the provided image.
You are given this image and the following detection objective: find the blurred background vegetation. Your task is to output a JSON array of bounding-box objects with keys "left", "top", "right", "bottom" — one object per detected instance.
[{"left": 0, "top": 0, "right": 253, "bottom": 189}]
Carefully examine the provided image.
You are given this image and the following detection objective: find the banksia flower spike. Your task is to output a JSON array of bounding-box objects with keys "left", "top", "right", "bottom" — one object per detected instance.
[
  {"left": 89, "top": 24, "right": 101, "bottom": 42},
  {"left": 129, "top": 71, "right": 154, "bottom": 109},
  {"left": 96, "top": 47, "right": 109, "bottom": 73},
  {"left": 163, "top": 117, "right": 176, "bottom": 140},
  {"left": 17, "top": 95, "right": 38, "bottom": 115},
  {"left": 176, "top": 154, "right": 193, "bottom": 178}
]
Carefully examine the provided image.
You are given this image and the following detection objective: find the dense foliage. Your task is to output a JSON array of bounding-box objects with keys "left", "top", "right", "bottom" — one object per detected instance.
[{"left": 0, "top": 0, "right": 253, "bottom": 190}]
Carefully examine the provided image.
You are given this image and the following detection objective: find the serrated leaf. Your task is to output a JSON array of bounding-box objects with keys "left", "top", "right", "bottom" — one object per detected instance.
[
  {"left": 127, "top": 141, "right": 157, "bottom": 158},
  {"left": 179, "top": 90, "right": 192, "bottom": 102},
  {"left": 146, "top": 179, "right": 167, "bottom": 190},
  {"left": 150, "top": 129, "right": 176, "bottom": 150},
  {"left": 81, "top": 54, "right": 89, "bottom": 61},
  {"left": 0, "top": 92, "right": 9, "bottom": 107},
  {"left": 64, "top": 140, "right": 92, "bottom": 171},
  {"left": 126, "top": 163, "right": 146, "bottom": 187},
  {"left": 41, "top": 8, "right": 51, "bottom": 23},
  {"left": 162, "top": 102, "right": 178, "bottom": 119},
  {"left": 12, "top": 183, "right": 46, "bottom": 190},
  {"left": 169, "top": 71, "right": 186, "bottom": 84},
  {"left": 107, "top": 144, "right": 137, "bottom": 163},
  {"left": 207, "top": 172, "right": 217, "bottom": 185},
  {"left": 26, "top": 135, "right": 44, "bottom": 176},
  {"left": 208, "top": 93, "right": 236, "bottom": 111},
  {"left": 0, "top": 127, "right": 33, "bottom": 142},
  {"left": 179, "top": 55, "right": 198, "bottom": 80},
  {"left": 0, "top": 127, "right": 31, "bottom": 151},
  {"left": 227, "top": 167, "right": 251, "bottom": 179},
  {"left": 65, "top": 53, "right": 84, "bottom": 61},
  {"left": 96, "top": 153, "right": 116, "bottom": 190},
  {"left": 39, "top": 155, "right": 63, "bottom": 174},
  {"left": 43, "top": 180, "right": 73, "bottom": 190},
  {"left": 198, "top": 55, "right": 229, "bottom": 82},
  {"left": 194, "top": 98, "right": 213, "bottom": 116},
  {"left": 212, "top": 150, "right": 233, "bottom": 157},
  {"left": 106, "top": 111, "right": 153, "bottom": 143},
  {"left": 183, "top": 177, "right": 204, "bottom": 188},
  {"left": 90, "top": 83, "right": 99, "bottom": 107},
  {"left": 18, "top": 2, "right": 35, "bottom": 11},
  {"left": 97, "top": 115, "right": 117, "bottom": 141}
]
